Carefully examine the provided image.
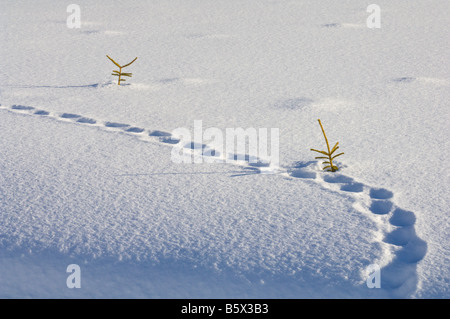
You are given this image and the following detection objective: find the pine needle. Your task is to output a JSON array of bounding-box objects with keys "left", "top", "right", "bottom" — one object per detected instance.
[{"left": 121, "top": 57, "right": 138, "bottom": 68}]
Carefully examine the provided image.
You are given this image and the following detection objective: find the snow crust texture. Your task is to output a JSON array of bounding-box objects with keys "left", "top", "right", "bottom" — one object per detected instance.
[
  {"left": 0, "top": 103, "right": 429, "bottom": 298},
  {"left": 1, "top": 0, "right": 449, "bottom": 298}
]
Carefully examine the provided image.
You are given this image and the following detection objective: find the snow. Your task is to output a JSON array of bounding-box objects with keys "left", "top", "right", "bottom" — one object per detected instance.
[{"left": 0, "top": 0, "right": 449, "bottom": 298}]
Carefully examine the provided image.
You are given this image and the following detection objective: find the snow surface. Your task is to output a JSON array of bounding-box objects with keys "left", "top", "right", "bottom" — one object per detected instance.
[{"left": 0, "top": 0, "right": 449, "bottom": 298}]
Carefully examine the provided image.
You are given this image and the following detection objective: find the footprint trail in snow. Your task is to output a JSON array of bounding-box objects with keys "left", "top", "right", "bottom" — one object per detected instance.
[
  {"left": 0, "top": 103, "right": 427, "bottom": 298},
  {"left": 0, "top": 104, "right": 274, "bottom": 172},
  {"left": 288, "top": 163, "right": 427, "bottom": 298}
]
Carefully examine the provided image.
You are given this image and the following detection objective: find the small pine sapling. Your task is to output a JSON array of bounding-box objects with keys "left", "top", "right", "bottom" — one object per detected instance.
[
  {"left": 106, "top": 55, "right": 138, "bottom": 85},
  {"left": 310, "top": 119, "right": 344, "bottom": 172}
]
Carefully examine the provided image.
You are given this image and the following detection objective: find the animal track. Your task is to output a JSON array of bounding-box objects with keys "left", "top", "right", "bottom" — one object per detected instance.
[
  {"left": 149, "top": 130, "right": 172, "bottom": 137},
  {"left": 287, "top": 162, "right": 427, "bottom": 298},
  {"left": 384, "top": 226, "right": 415, "bottom": 246},
  {"left": 105, "top": 122, "right": 130, "bottom": 128},
  {"left": 160, "top": 136, "right": 181, "bottom": 144},
  {"left": 288, "top": 169, "right": 316, "bottom": 179},
  {"left": 185, "top": 142, "right": 207, "bottom": 150},
  {"left": 322, "top": 174, "right": 353, "bottom": 184},
  {"left": 60, "top": 113, "right": 81, "bottom": 119},
  {"left": 369, "top": 200, "right": 393, "bottom": 215},
  {"left": 202, "top": 148, "right": 219, "bottom": 157},
  {"left": 59, "top": 113, "right": 97, "bottom": 125},
  {"left": 340, "top": 182, "right": 364, "bottom": 193},
  {"left": 12, "top": 105, "right": 35, "bottom": 111},
  {"left": 389, "top": 208, "right": 416, "bottom": 227},
  {"left": 370, "top": 188, "right": 393, "bottom": 200},
  {"left": 0, "top": 103, "right": 278, "bottom": 173},
  {"left": 34, "top": 110, "right": 49, "bottom": 116},
  {"left": 0, "top": 102, "right": 426, "bottom": 297},
  {"left": 77, "top": 117, "right": 96, "bottom": 124},
  {"left": 126, "top": 127, "right": 145, "bottom": 133}
]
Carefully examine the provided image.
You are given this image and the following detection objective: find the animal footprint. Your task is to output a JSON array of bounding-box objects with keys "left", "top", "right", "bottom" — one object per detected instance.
[
  {"left": 369, "top": 200, "right": 393, "bottom": 215},
  {"left": 185, "top": 142, "right": 207, "bottom": 150},
  {"left": 370, "top": 188, "right": 393, "bottom": 199},
  {"left": 149, "top": 130, "right": 172, "bottom": 137},
  {"left": 395, "top": 238, "right": 427, "bottom": 264},
  {"left": 369, "top": 188, "right": 394, "bottom": 214},
  {"left": 60, "top": 113, "right": 81, "bottom": 119},
  {"left": 160, "top": 137, "right": 180, "bottom": 144},
  {"left": 389, "top": 208, "right": 416, "bottom": 227},
  {"left": 289, "top": 169, "right": 316, "bottom": 179},
  {"left": 340, "top": 182, "right": 364, "bottom": 193},
  {"left": 383, "top": 226, "right": 415, "bottom": 246},
  {"left": 105, "top": 122, "right": 130, "bottom": 129},
  {"left": 34, "top": 110, "right": 50, "bottom": 116},
  {"left": 322, "top": 174, "right": 354, "bottom": 184},
  {"left": 126, "top": 127, "right": 145, "bottom": 133},
  {"left": 12, "top": 105, "right": 34, "bottom": 111},
  {"left": 77, "top": 117, "right": 96, "bottom": 124}
]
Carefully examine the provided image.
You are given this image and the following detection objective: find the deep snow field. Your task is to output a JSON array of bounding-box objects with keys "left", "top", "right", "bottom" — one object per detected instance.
[{"left": 0, "top": 0, "right": 449, "bottom": 299}]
